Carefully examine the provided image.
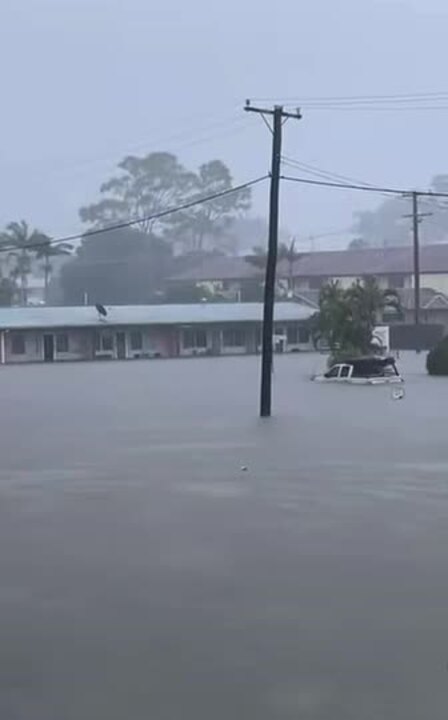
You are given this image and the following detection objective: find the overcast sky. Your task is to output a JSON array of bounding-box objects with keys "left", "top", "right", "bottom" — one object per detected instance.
[{"left": 1, "top": 0, "right": 447, "bottom": 249}]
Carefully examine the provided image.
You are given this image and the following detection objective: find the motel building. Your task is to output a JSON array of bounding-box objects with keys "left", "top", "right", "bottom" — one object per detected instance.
[{"left": 0, "top": 302, "right": 315, "bottom": 365}]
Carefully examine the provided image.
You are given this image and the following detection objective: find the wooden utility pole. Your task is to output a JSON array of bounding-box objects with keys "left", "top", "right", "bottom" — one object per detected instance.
[
  {"left": 412, "top": 191, "right": 421, "bottom": 327},
  {"left": 403, "top": 193, "right": 431, "bottom": 329},
  {"left": 244, "top": 101, "right": 301, "bottom": 417}
]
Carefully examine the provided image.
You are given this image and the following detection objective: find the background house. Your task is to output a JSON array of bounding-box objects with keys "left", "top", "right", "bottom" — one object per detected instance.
[{"left": 280, "top": 244, "right": 448, "bottom": 294}]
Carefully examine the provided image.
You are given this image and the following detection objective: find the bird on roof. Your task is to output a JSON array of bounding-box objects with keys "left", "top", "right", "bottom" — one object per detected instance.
[{"left": 95, "top": 304, "right": 108, "bottom": 317}]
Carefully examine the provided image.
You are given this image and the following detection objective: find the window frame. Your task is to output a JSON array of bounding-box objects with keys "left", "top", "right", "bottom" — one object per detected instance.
[
  {"left": 11, "top": 333, "right": 26, "bottom": 355},
  {"left": 130, "top": 330, "right": 143, "bottom": 351},
  {"left": 55, "top": 333, "right": 69, "bottom": 353},
  {"left": 95, "top": 331, "right": 114, "bottom": 353},
  {"left": 222, "top": 328, "right": 246, "bottom": 348},
  {"left": 326, "top": 365, "right": 341, "bottom": 379},
  {"left": 183, "top": 328, "right": 207, "bottom": 350}
]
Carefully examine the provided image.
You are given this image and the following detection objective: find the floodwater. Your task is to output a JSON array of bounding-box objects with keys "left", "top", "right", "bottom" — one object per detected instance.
[{"left": 1, "top": 353, "right": 448, "bottom": 719}]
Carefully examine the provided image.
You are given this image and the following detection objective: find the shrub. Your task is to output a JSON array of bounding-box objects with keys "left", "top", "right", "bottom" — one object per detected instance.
[{"left": 427, "top": 336, "right": 448, "bottom": 375}]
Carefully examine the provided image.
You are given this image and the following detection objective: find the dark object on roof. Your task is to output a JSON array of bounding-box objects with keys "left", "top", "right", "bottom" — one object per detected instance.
[{"left": 95, "top": 303, "right": 107, "bottom": 317}]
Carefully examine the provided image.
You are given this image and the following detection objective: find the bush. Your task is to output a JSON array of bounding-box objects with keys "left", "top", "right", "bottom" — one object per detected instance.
[{"left": 427, "top": 336, "right": 448, "bottom": 375}]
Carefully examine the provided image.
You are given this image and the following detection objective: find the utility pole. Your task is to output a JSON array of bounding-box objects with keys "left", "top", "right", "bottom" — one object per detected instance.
[
  {"left": 412, "top": 191, "right": 421, "bottom": 327},
  {"left": 403, "top": 193, "right": 431, "bottom": 329},
  {"left": 245, "top": 100, "right": 301, "bottom": 417}
]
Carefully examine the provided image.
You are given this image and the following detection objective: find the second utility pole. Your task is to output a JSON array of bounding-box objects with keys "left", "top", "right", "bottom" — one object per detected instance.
[
  {"left": 245, "top": 101, "right": 301, "bottom": 417},
  {"left": 404, "top": 192, "right": 431, "bottom": 330},
  {"left": 412, "top": 191, "right": 421, "bottom": 327}
]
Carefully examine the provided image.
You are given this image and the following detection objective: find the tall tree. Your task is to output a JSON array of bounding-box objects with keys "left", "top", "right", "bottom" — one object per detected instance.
[
  {"left": 167, "top": 160, "right": 251, "bottom": 252},
  {"left": 79, "top": 152, "right": 196, "bottom": 235},
  {"left": 35, "top": 240, "right": 73, "bottom": 304},
  {"left": 0, "top": 221, "right": 49, "bottom": 305},
  {"left": 79, "top": 153, "right": 252, "bottom": 252},
  {"left": 0, "top": 277, "right": 16, "bottom": 306},
  {"left": 59, "top": 228, "right": 173, "bottom": 306},
  {"left": 247, "top": 239, "right": 302, "bottom": 290},
  {"left": 351, "top": 174, "right": 448, "bottom": 247}
]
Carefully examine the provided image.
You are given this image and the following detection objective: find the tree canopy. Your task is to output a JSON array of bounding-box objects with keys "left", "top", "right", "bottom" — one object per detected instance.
[
  {"left": 0, "top": 220, "right": 55, "bottom": 306},
  {"left": 316, "top": 277, "right": 400, "bottom": 358},
  {"left": 79, "top": 153, "right": 251, "bottom": 252},
  {"left": 351, "top": 174, "right": 448, "bottom": 247},
  {"left": 59, "top": 227, "right": 173, "bottom": 305}
]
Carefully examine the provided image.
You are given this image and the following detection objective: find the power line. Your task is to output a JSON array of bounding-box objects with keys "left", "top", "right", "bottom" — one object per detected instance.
[
  {"left": 0, "top": 176, "right": 269, "bottom": 255},
  {"left": 26, "top": 109, "right": 252, "bottom": 183},
  {"left": 280, "top": 173, "right": 448, "bottom": 198},
  {"left": 293, "top": 105, "right": 448, "bottom": 112},
  {"left": 252, "top": 91, "right": 448, "bottom": 103},
  {"left": 281, "top": 156, "right": 379, "bottom": 189}
]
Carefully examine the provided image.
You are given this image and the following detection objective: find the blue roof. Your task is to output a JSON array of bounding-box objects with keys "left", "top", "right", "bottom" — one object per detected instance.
[{"left": 0, "top": 302, "right": 314, "bottom": 330}]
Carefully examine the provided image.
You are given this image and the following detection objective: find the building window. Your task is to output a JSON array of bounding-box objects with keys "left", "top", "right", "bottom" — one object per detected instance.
[
  {"left": 95, "top": 332, "right": 114, "bottom": 352},
  {"left": 130, "top": 330, "right": 143, "bottom": 351},
  {"left": 222, "top": 328, "right": 245, "bottom": 347},
  {"left": 102, "top": 333, "right": 113, "bottom": 351},
  {"left": 56, "top": 334, "right": 69, "bottom": 353},
  {"left": 309, "top": 276, "right": 327, "bottom": 290},
  {"left": 287, "top": 326, "right": 310, "bottom": 344},
  {"left": 387, "top": 274, "right": 406, "bottom": 289},
  {"left": 183, "top": 329, "right": 207, "bottom": 349},
  {"left": 11, "top": 333, "right": 25, "bottom": 355}
]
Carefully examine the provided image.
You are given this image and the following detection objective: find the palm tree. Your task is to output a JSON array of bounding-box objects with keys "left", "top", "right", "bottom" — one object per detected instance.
[
  {"left": 35, "top": 240, "right": 72, "bottom": 304},
  {"left": 0, "top": 221, "right": 71, "bottom": 305},
  {"left": 246, "top": 238, "right": 303, "bottom": 294},
  {"left": 318, "top": 276, "right": 400, "bottom": 357},
  {"left": 279, "top": 238, "right": 302, "bottom": 291},
  {"left": 346, "top": 276, "right": 400, "bottom": 352},
  {"left": 1, "top": 221, "right": 44, "bottom": 305}
]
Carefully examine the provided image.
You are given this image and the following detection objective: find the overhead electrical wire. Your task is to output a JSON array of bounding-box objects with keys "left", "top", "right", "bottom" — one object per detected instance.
[
  {"left": 0, "top": 175, "right": 269, "bottom": 255},
  {"left": 280, "top": 173, "right": 448, "bottom": 198},
  {"left": 36, "top": 112, "right": 256, "bottom": 181},
  {"left": 252, "top": 91, "right": 448, "bottom": 104},
  {"left": 281, "top": 156, "right": 380, "bottom": 189}
]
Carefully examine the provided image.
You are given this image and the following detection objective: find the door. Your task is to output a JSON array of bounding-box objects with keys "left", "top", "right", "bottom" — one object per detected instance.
[
  {"left": 339, "top": 365, "right": 351, "bottom": 380},
  {"left": 43, "top": 334, "right": 54, "bottom": 362},
  {"left": 116, "top": 332, "right": 126, "bottom": 360}
]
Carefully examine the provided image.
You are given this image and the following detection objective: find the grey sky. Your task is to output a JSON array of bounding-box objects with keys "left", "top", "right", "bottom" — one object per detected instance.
[{"left": 1, "top": 0, "right": 447, "bottom": 249}]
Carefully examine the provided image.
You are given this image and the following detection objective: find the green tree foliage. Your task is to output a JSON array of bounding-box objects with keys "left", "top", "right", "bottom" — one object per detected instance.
[
  {"left": 80, "top": 153, "right": 194, "bottom": 235},
  {"left": 166, "top": 160, "right": 251, "bottom": 252},
  {"left": 35, "top": 240, "right": 73, "bottom": 303},
  {"left": 0, "top": 221, "right": 52, "bottom": 305},
  {"left": 0, "top": 277, "right": 16, "bottom": 306},
  {"left": 79, "top": 153, "right": 251, "bottom": 252},
  {"left": 247, "top": 239, "right": 302, "bottom": 285},
  {"left": 426, "top": 336, "right": 448, "bottom": 375},
  {"left": 317, "top": 277, "right": 400, "bottom": 357},
  {"left": 59, "top": 228, "right": 173, "bottom": 305}
]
